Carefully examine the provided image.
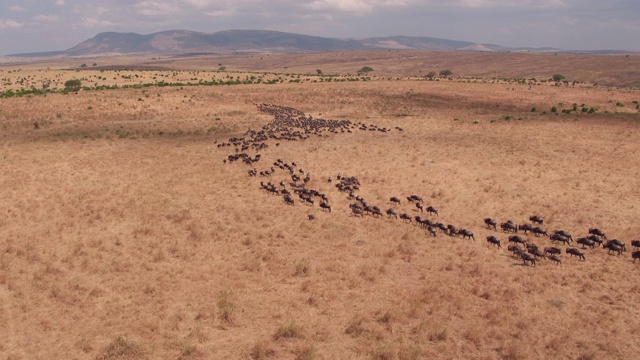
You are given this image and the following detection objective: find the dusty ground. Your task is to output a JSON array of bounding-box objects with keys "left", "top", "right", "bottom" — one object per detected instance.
[{"left": 1, "top": 55, "right": 640, "bottom": 359}]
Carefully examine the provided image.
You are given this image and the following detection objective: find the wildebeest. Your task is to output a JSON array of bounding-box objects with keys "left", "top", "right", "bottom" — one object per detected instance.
[
  {"left": 554, "top": 230, "right": 573, "bottom": 241},
  {"left": 486, "top": 236, "right": 501, "bottom": 248},
  {"left": 521, "top": 253, "right": 536, "bottom": 266},
  {"left": 400, "top": 213, "right": 412, "bottom": 222},
  {"left": 415, "top": 203, "right": 424, "bottom": 212},
  {"left": 508, "top": 245, "right": 524, "bottom": 257},
  {"left": 550, "top": 234, "right": 570, "bottom": 245},
  {"left": 390, "top": 196, "right": 401, "bottom": 205},
  {"left": 529, "top": 215, "right": 544, "bottom": 224},
  {"left": 586, "top": 234, "right": 603, "bottom": 247},
  {"left": 508, "top": 235, "right": 527, "bottom": 246},
  {"left": 320, "top": 202, "right": 331, "bottom": 212},
  {"left": 566, "top": 248, "right": 586, "bottom": 261},
  {"left": 632, "top": 240, "right": 640, "bottom": 250},
  {"left": 528, "top": 248, "right": 545, "bottom": 259},
  {"left": 518, "top": 223, "right": 534, "bottom": 234},
  {"left": 427, "top": 226, "right": 437, "bottom": 237},
  {"left": 532, "top": 227, "right": 548, "bottom": 237},
  {"left": 501, "top": 221, "right": 518, "bottom": 233},
  {"left": 576, "top": 237, "right": 595, "bottom": 249},
  {"left": 588, "top": 228, "right": 607, "bottom": 239},
  {"left": 484, "top": 218, "right": 497, "bottom": 230},
  {"left": 447, "top": 225, "right": 459, "bottom": 237},
  {"left": 386, "top": 208, "right": 398, "bottom": 218},
  {"left": 459, "top": 229, "right": 475, "bottom": 241},
  {"left": 407, "top": 194, "right": 423, "bottom": 203},
  {"left": 549, "top": 255, "right": 562, "bottom": 265},
  {"left": 284, "top": 195, "right": 295, "bottom": 205},
  {"left": 604, "top": 241, "right": 623, "bottom": 255},
  {"left": 426, "top": 206, "right": 439, "bottom": 216},
  {"left": 544, "top": 247, "right": 561, "bottom": 256},
  {"left": 607, "top": 239, "right": 626, "bottom": 252},
  {"left": 633, "top": 251, "right": 640, "bottom": 262}
]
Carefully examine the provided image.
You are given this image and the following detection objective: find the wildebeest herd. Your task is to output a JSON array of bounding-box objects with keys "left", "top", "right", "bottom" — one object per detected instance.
[{"left": 221, "top": 104, "right": 640, "bottom": 267}]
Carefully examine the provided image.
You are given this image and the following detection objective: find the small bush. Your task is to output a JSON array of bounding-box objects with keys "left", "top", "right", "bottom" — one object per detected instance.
[
  {"left": 96, "top": 336, "right": 142, "bottom": 360},
  {"left": 294, "top": 258, "right": 310, "bottom": 276},
  {"left": 217, "top": 290, "right": 236, "bottom": 323},
  {"left": 429, "top": 327, "right": 448, "bottom": 342},
  {"left": 250, "top": 341, "right": 275, "bottom": 359},
  {"left": 274, "top": 320, "right": 303, "bottom": 340},
  {"left": 551, "top": 107, "right": 557, "bottom": 113},
  {"left": 552, "top": 74, "right": 565, "bottom": 82}
]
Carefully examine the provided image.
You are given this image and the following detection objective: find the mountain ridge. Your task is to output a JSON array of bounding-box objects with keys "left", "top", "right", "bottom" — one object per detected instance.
[{"left": 9, "top": 29, "right": 562, "bottom": 57}]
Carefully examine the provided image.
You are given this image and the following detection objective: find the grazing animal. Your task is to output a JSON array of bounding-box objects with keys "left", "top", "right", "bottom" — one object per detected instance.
[
  {"left": 508, "top": 245, "right": 524, "bottom": 257},
  {"left": 415, "top": 203, "right": 424, "bottom": 212},
  {"left": 436, "top": 223, "right": 448, "bottom": 233},
  {"left": 528, "top": 248, "right": 545, "bottom": 259},
  {"left": 484, "top": 218, "right": 497, "bottom": 230},
  {"left": 532, "top": 227, "right": 548, "bottom": 237},
  {"left": 632, "top": 240, "right": 640, "bottom": 250},
  {"left": 519, "top": 223, "right": 534, "bottom": 234},
  {"left": 386, "top": 208, "right": 398, "bottom": 218},
  {"left": 400, "top": 213, "right": 412, "bottom": 222},
  {"left": 529, "top": 215, "right": 544, "bottom": 224},
  {"left": 426, "top": 206, "right": 439, "bottom": 216},
  {"left": 576, "top": 237, "right": 595, "bottom": 249},
  {"left": 320, "top": 202, "right": 331, "bottom": 212},
  {"left": 604, "top": 241, "right": 623, "bottom": 256},
  {"left": 607, "top": 239, "right": 626, "bottom": 252},
  {"left": 390, "top": 197, "right": 401, "bottom": 205},
  {"left": 521, "top": 253, "right": 536, "bottom": 266},
  {"left": 486, "top": 236, "right": 501, "bottom": 248},
  {"left": 308, "top": 214, "right": 316, "bottom": 220},
  {"left": 501, "top": 221, "right": 518, "bottom": 233},
  {"left": 586, "top": 234, "right": 603, "bottom": 247},
  {"left": 447, "top": 225, "right": 459, "bottom": 237},
  {"left": 544, "top": 247, "right": 561, "bottom": 256},
  {"left": 284, "top": 195, "right": 295, "bottom": 205},
  {"left": 632, "top": 251, "right": 640, "bottom": 262},
  {"left": 566, "top": 248, "right": 586, "bottom": 261},
  {"left": 550, "top": 234, "right": 570, "bottom": 245},
  {"left": 588, "top": 228, "right": 607, "bottom": 239},
  {"left": 508, "top": 235, "right": 527, "bottom": 246},
  {"left": 459, "top": 229, "right": 475, "bottom": 241},
  {"left": 554, "top": 230, "right": 573, "bottom": 241},
  {"left": 549, "top": 255, "right": 562, "bottom": 265},
  {"left": 427, "top": 226, "right": 437, "bottom": 237}
]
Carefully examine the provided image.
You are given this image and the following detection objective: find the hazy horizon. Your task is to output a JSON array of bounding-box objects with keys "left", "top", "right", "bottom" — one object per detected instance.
[{"left": 1, "top": 0, "right": 639, "bottom": 55}]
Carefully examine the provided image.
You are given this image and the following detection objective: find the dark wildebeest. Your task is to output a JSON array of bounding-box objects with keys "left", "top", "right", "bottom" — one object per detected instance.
[
  {"left": 528, "top": 248, "right": 545, "bottom": 259},
  {"left": 459, "top": 229, "right": 475, "bottom": 241},
  {"left": 586, "top": 234, "right": 603, "bottom": 247},
  {"left": 427, "top": 226, "right": 437, "bottom": 237},
  {"left": 284, "top": 195, "right": 294, "bottom": 205},
  {"left": 521, "top": 253, "right": 536, "bottom": 266},
  {"left": 554, "top": 230, "right": 573, "bottom": 241},
  {"left": 415, "top": 203, "right": 424, "bottom": 212},
  {"left": 576, "top": 237, "right": 595, "bottom": 249},
  {"left": 632, "top": 240, "right": 640, "bottom": 250},
  {"left": 532, "top": 227, "right": 548, "bottom": 237},
  {"left": 566, "top": 248, "right": 586, "bottom": 261},
  {"left": 426, "top": 206, "right": 439, "bottom": 216},
  {"left": 607, "top": 239, "right": 626, "bottom": 252},
  {"left": 390, "top": 197, "right": 401, "bottom": 205},
  {"left": 436, "top": 223, "right": 448, "bottom": 233},
  {"left": 400, "top": 213, "right": 412, "bottom": 222},
  {"left": 604, "top": 241, "right": 623, "bottom": 256},
  {"left": 508, "top": 245, "right": 524, "bottom": 257},
  {"left": 484, "top": 218, "right": 497, "bottom": 230},
  {"left": 486, "top": 236, "right": 501, "bottom": 248},
  {"left": 588, "top": 228, "right": 607, "bottom": 239},
  {"left": 633, "top": 251, "right": 640, "bottom": 262},
  {"left": 519, "top": 223, "right": 534, "bottom": 234},
  {"left": 501, "top": 221, "right": 518, "bottom": 233},
  {"left": 544, "top": 247, "right": 561, "bottom": 256},
  {"left": 529, "top": 215, "right": 544, "bottom": 224},
  {"left": 408, "top": 194, "right": 423, "bottom": 203},
  {"left": 550, "top": 234, "right": 570, "bottom": 245},
  {"left": 508, "top": 235, "right": 527, "bottom": 247},
  {"left": 447, "top": 225, "right": 459, "bottom": 237},
  {"left": 320, "top": 202, "right": 331, "bottom": 212},
  {"left": 549, "top": 255, "right": 562, "bottom": 265},
  {"left": 386, "top": 208, "right": 398, "bottom": 219}
]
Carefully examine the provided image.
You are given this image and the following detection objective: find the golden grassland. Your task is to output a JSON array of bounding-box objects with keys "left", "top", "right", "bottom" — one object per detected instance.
[{"left": 1, "top": 54, "right": 640, "bottom": 359}]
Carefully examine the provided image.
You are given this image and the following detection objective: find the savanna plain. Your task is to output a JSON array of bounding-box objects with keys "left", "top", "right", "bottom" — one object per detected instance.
[{"left": 1, "top": 51, "right": 640, "bottom": 360}]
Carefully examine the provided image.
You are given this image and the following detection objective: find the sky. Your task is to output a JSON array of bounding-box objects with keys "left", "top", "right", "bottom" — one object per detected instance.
[{"left": 1, "top": 0, "right": 639, "bottom": 55}]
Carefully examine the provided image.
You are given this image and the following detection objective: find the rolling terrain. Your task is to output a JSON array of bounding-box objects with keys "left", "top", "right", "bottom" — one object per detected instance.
[{"left": 0, "top": 55, "right": 640, "bottom": 359}]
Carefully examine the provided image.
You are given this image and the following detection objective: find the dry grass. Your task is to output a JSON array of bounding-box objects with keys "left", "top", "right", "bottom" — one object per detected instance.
[{"left": 0, "top": 54, "right": 639, "bottom": 359}]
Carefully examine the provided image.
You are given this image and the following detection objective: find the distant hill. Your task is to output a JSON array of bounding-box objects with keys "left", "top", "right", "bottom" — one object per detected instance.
[{"left": 9, "top": 29, "right": 553, "bottom": 57}]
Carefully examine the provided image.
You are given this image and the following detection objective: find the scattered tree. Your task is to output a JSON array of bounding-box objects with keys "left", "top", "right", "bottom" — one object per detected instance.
[
  {"left": 64, "top": 79, "right": 81, "bottom": 91},
  {"left": 439, "top": 69, "right": 453, "bottom": 78},
  {"left": 552, "top": 74, "right": 565, "bottom": 82},
  {"left": 316, "top": 69, "right": 323, "bottom": 76},
  {"left": 425, "top": 71, "right": 437, "bottom": 80},
  {"left": 357, "top": 66, "right": 374, "bottom": 75}
]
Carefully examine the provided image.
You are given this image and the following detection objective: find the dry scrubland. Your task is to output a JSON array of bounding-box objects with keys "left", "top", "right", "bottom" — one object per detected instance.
[{"left": 1, "top": 53, "right": 640, "bottom": 359}]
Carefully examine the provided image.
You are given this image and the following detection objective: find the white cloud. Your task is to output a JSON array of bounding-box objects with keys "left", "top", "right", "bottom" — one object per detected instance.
[
  {"left": 9, "top": 5, "right": 25, "bottom": 12},
  {"left": 307, "top": 0, "right": 374, "bottom": 14},
  {"left": 79, "top": 16, "right": 118, "bottom": 28},
  {"left": 0, "top": 19, "right": 22, "bottom": 29},
  {"left": 135, "top": 1, "right": 180, "bottom": 16},
  {"left": 440, "top": 0, "right": 565, "bottom": 8},
  {"left": 55, "top": 0, "right": 66, "bottom": 6},
  {"left": 33, "top": 15, "right": 60, "bottom": 23}
]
